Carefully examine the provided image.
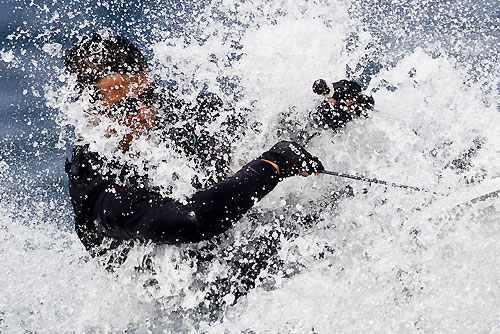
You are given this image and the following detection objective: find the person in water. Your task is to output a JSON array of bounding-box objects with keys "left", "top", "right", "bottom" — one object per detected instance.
[
  {"left": 63, "top": 33, "right": 377, "bottom": 313},
  {"left": 64, "top": 33, "right": 323, "bottom": 260}
]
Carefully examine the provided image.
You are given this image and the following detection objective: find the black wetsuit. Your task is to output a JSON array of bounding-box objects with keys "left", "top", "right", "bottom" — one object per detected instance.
[
  {"left": 64, "top": 83, "right": 325, "bottom": 312},
  {"left": 65, "top": 84, "right": 286, "bottom": 313},
  {"left": 66, "top": 85, "right": 254, "bottom": 255},
  {"left": 66, "top": 144, "right": 279, "bottom": 256}
]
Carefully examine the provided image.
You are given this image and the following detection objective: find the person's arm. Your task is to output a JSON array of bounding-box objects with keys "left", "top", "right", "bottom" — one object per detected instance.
[
  {"left": 95, "top": 159, "right": 279, "bottom": 243},
  {"left": 92, "top": 141, "right": 322, "bottom": 244}
]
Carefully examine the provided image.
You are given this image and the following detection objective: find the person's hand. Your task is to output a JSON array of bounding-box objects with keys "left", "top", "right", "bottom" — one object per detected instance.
[{"left": 259, "top": 141, "right": 324, "bottom": 179}]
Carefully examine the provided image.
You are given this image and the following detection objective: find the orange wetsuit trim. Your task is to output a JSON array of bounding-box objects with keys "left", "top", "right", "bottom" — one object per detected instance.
[{"left": 260, "top": 159, "right": 280, "bottom": 175}]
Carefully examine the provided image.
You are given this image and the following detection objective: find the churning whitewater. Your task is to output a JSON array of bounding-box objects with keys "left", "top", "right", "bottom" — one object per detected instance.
[{"left": 0, "top": 0, "right": 499, "bottom": 332}]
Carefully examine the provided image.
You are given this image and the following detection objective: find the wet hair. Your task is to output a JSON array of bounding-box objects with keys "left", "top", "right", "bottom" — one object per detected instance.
[{"left": 64, "top": 33, "right": 148, "bottom": 89}]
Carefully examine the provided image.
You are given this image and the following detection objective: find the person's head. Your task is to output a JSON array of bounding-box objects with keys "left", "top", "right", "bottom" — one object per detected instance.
[
  {"left": 65, "top": 33, "right": 156, "bottom": 150},
  {"left": 64, "top": 33, "right": 150, "bottom": 105}
]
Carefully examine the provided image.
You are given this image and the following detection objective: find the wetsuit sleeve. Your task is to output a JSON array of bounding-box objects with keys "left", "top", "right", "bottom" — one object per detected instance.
[{"left": 94, "top": 159, "right": 279, "bottom": 243}]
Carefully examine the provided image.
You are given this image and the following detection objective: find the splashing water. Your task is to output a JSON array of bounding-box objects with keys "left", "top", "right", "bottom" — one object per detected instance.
[{"left": 1, "top": 0, "right": 499, "bottom": 332}]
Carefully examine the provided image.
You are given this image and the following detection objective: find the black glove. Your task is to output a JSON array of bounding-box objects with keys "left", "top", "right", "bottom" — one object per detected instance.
[{"left": 260, "top": 141, "right": 324, "bottom": 178}]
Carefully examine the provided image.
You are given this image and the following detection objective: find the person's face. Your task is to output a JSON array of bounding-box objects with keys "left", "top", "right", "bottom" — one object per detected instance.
[
  {"left": 94, "top": 72, "right": 155, "bottom": 151},
  {"left": 96, "top": 72, "right": 150, "bottom": 106}
]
